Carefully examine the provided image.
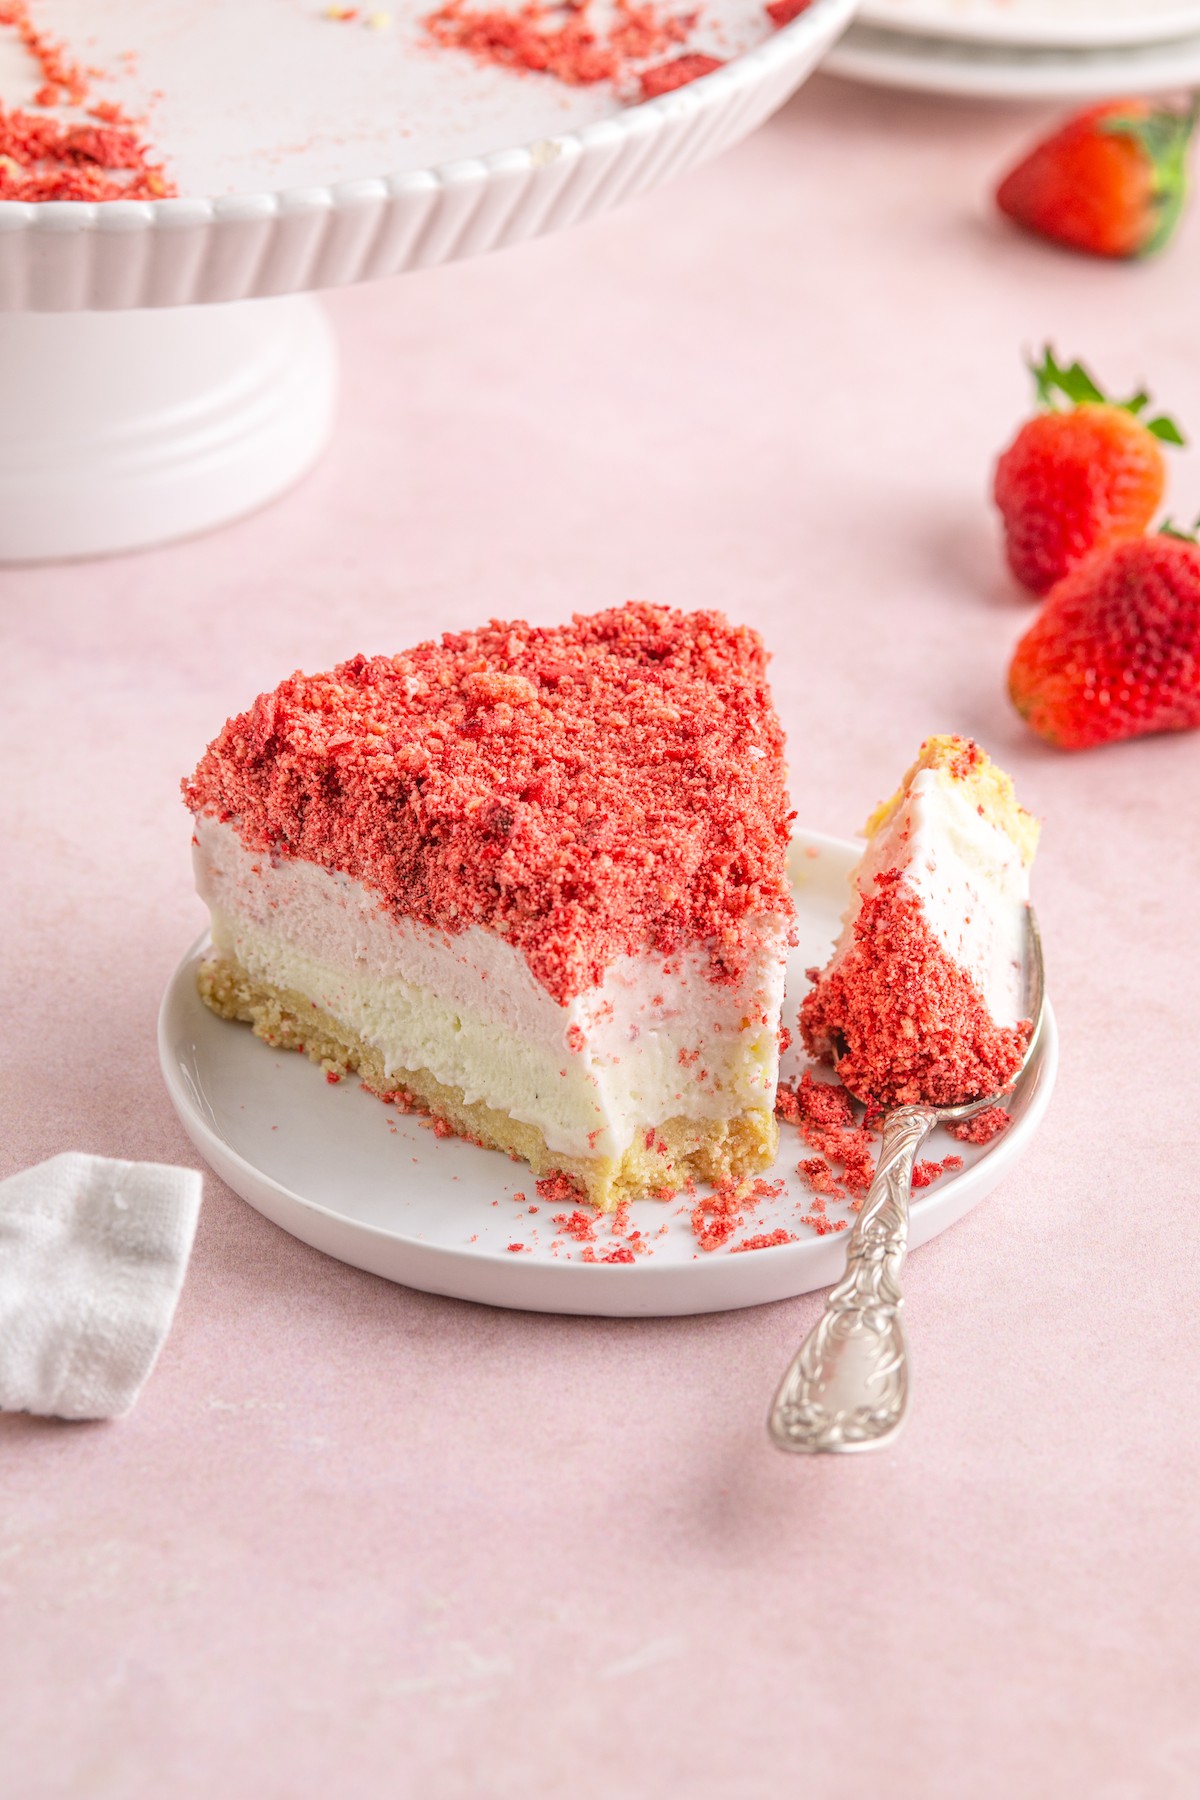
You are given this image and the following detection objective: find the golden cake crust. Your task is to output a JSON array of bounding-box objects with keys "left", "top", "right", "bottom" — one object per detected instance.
[{"left": 199, "top": 955, "right": 778, "bottom": 1212}]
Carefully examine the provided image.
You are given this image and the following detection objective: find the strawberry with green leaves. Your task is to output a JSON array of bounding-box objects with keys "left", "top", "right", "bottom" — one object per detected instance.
[
  {"left": 1009, "top": 529, "right": 1200, "bottom": 750},
  {"left": 993, "top": 349, "right": 1184, "bottom": 596},
  {"left": 996, "top": 98, "right": 1197, "bottom": 259}
]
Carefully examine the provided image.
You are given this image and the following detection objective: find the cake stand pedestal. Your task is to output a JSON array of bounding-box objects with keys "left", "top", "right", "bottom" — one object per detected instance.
[{"left": 0, "top": 298, "right": 336, "bottom": 562}]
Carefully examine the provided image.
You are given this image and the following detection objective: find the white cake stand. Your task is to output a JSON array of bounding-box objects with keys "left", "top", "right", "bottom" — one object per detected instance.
[{"left": 0, "top": 0, "right": 855, "bottom": 561}]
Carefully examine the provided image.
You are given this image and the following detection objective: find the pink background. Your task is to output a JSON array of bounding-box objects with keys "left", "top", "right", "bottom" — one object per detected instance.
[{"left": 3, "top": 75, "right": 1199, "bottom": 1799}]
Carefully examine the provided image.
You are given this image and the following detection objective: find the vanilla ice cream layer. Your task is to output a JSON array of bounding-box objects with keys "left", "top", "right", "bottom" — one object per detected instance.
[
  {"left": 830, "top": 767, "right": 1029, "bottom": 1027},
  {"left": 194, "top": 815, "right": 787, "bottom": 1160}
]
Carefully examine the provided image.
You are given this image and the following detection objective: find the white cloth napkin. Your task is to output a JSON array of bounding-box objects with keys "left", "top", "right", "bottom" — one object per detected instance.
[{"left": 0, "top": 1153, "right": 202, "bottom": 1421}]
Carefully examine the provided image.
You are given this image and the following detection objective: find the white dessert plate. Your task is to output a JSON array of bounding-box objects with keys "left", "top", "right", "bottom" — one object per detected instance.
[
  {"left": 159, "top": 829, "right": 1058, "bottom": 1318},
  {"left": 854, "top": 0, "right": 1200, "bottom": 51},
  {"left": 824, "top": 21, "right": 1200, "bottom": 97}
]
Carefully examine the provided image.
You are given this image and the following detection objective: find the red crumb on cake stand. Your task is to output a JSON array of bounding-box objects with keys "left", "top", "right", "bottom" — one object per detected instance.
[
  {"left": 0, "top": 0, "right": 175, "bottom": 201},
  {"left": 423, "top": 0, "right": 724, "bottom": 96}
]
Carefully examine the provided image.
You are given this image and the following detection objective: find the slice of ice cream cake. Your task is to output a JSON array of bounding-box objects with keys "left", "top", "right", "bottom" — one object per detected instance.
[{"left": 185, "top": 603, "right": 796, "bottom": 1210}]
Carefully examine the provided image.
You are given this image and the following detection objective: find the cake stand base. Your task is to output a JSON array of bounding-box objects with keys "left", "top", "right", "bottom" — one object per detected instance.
[{"left": 0, "top": 296, "right": 337, "bottom": 563}]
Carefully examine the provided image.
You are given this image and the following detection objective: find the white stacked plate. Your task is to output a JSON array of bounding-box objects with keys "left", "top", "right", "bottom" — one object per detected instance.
[{"left": 823, "top": 0, "right": 1200, "bottom": 98}]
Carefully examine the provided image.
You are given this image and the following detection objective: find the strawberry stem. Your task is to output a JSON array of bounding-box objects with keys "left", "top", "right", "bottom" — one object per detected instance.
[
  {"left": 1098, "top": 97, "right": 1198, "bottom": 257},
  {"left": 1028, "top": 345, "right": 1186, "bottom": 444},
  {"left": 1030, "top": 348, "right": 1103, "bottom": 409}
]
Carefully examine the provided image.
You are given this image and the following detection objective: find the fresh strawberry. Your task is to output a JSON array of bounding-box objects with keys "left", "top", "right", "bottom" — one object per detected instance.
[
  {"left": 1009, "top": 531, "right": 1200, "bottom": 749},
  {"left": 993, "top": 348, "right": 1183, "bottom": 596},
  {"left": 996, "top": 98, "right": 1197, "bottom": 259}
]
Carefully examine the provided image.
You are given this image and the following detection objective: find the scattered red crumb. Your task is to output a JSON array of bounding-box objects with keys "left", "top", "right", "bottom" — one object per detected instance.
[
  {"left": 185, "top": 604, "right": 795, "bottom": 1005},
  {"left": 765, "top": 0, "right": 812, "bottom": 24},
  {"left": 799, "top": 1213, "right": 849, "bottom": 1236},
  {"left": 581, "top": 1243, "right": 637, "bottom": 1264},
  {"left": 639, "top": 52, "right": 723, "bottom": 98},
  {"left": 731, "top": 1228, "right": 797, "bottom": 1253},
  {"left": 801, "top": 869, "right": 1029, "bottom": 1108},
  {"left": 911, "top": 1155, "right": 964, "bottom": 1190},
  {"left": 527, "top": 1204, "right": 539, "bottom": 1214},
  {"left": 553, "top": 1208, "right": 598, "bottom": 1243},
  {"left": 324, "top": 1070, "right": 342, "bottom": 1084},
  {"left": 778, "top": 1026, "right": 791, "bottom": 1056},
  {"left": 798, "top": 1155, "right": 845, "bottom": 1199},
  {"left": 566, "top": 1023, "right": 586, "bottom": 1053},
  {"left": 512, "top": 1191, "right": 526, "bottom": 1204},
  {"left": 0, "top": 1, "right": 175, "bottom": 201},
  {"left": 947, "top": 1107, "right": 1012, "bottom": 1145},
  {"left": 787, "top": 1071, "right": 877, "bottom": 1193},
  {"left": 688, "top": 1175, "right": 781, "bottom": 1251},
  {"left": 690, "top": 1179, "right": 745, "bottom": 1251},
  {"left": 506, "top": 1242, "right": 526, "bottom": 1253},
  {"left": 0, "top": 0, "right": 86, "bottom": 108}
]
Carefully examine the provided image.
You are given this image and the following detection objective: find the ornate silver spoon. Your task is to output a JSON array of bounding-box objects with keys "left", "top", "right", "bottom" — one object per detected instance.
[{"left": 768, "top": 907, "right": 1045, "bottom": 1455}]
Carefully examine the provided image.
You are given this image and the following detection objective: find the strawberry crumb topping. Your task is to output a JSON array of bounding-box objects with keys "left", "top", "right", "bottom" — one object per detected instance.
[
  {"left": 185, "top": 604, "right": 793, "bottom": 1005},
  {"left": 800, "top": 870, "right": 1029, "bottom": 1107}
]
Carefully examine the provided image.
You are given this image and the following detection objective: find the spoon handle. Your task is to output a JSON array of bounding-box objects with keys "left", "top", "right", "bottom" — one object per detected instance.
[{"left": 768, "top": 1104, "right": 935, "bottom": 1454}]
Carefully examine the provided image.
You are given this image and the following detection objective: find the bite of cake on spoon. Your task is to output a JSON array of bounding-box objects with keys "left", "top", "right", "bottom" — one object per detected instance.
[{"left": 799, "top": 735, "right": 1040, "bottom": 1110}]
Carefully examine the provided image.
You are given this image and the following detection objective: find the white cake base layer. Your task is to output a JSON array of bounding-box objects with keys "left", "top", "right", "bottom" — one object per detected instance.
[
  {"left": 193, "top": 815, "right": 787, "bottom": 1161},
  {"left": 827, "top": 767, "right": 1029, "bottom": 1026}
]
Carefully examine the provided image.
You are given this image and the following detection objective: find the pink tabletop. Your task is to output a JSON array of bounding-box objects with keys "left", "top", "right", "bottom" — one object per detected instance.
[{"left": 3, "top": 74, "right": 1199, "bottom": 1800}]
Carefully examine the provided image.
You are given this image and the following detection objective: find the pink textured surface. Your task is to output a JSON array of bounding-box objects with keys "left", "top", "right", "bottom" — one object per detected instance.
[{"left": 2, "top": 77, "right": 1199, "bottom": 1799}]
